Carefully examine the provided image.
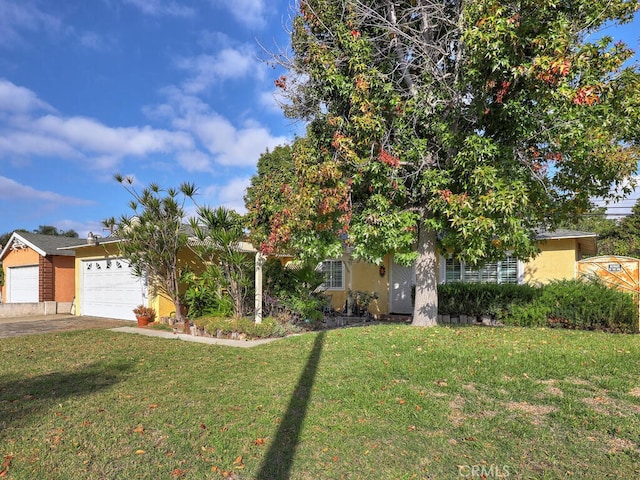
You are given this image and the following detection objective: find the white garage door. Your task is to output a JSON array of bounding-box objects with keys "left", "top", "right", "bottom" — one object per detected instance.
[
  {"left": 81, "top": 258, "right": 147, "bottom": 320},
  {"left": 8, "top": 265, "right": 39, "bottom": 303}
]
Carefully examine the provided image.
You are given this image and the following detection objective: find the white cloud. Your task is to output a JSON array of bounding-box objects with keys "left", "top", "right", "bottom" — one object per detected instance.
[
  {"left": 0, "top": 82, "right": 200, "bottom": 169},
  {"left": 177, "top": 46, "right": 264, "bottom": 94},
  {"left": 150, "top": 86, "right": 290, "bottom": 168},
  {"left": 0, "top": 175, "right": 93, "bottom": 205},
  {"left": 177, "top": 150, "right": 213, "bottom": 172},
  {"left": 0, "top": 78, "right": 54, "bottom": 113},
  {"left": 185, "top": 113, "right": 288, "bottom": 167},
  {"left": 217, "top": 177, "right": 251, "bottom": 213},
  {"left": 0, "top": 0, "right": 63, "bottom": 49},
  {"left": 209, "top": 0, "right": 268, "bottom": 29},
  {"left": 34, "top": 114, "right": 194, "bottom": 156},
  {"left": 122, "top": 0, "right": 195, "bottom": 17}
]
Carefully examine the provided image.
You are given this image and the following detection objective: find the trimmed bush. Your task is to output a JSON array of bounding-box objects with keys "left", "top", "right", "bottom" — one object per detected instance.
[
  {"left": 438, "top": 280, "right": 638, "bottom": 333},
  {"left": 505, "top": 279, "right": 638, "bottom": 333},
  {"left": 438, "top": 283, "right": 541, "bottom": 319}
]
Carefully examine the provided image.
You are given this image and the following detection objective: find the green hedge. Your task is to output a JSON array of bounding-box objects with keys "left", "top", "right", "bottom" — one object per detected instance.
[
  {"left": 505, "top": 279, "right": 638, "bottom": 333},
  {"left": 194, "top": 316, "right": 305, "bottom": 339},
  {"left": 439, "top": 280, "right": 638, "bottom": 333},
  {"left": 438, "top": 283, "right": 540, "bottom": 318}
]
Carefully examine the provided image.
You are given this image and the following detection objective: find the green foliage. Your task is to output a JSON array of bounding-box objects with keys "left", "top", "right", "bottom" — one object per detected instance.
[
  {"left": 247, "top": 0, "right": 640, "bottom": 325},
  {"left": 502, "top": 279, "right": 638, "bottom": 332},
  {"left": 262, "top": 258, "right": 326, "bottom": 323},
  {"left": 189, "top": 206, "right": 254, "bottom": 318},
  {"left": 106, "top": 175, "right": 197, "bottom": 325},
  {"left": 181, "top": 268, "right": 233, "bottom": 319},
  {"left": 438, "top": 283, "right": 541, "bottom": 318},
  {"left": 439, "top": 280, "right": 637, "bottom": 333},
  {"left": 200, "top": 316, "right": 303, "bottom": 339}
]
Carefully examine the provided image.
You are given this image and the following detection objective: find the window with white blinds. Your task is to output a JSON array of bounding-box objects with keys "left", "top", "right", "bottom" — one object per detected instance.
[{"left": 444, "top": 256, "right": 519, "bottom": 284}]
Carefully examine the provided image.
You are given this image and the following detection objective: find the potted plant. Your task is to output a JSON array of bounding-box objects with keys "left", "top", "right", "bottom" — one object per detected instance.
[{"left": 133, "top": 305, "right": 155, "bottom": 327}]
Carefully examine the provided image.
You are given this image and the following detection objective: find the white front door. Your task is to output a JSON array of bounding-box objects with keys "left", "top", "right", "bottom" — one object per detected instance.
[
  {"left": 81, "top": 258, "right": 147, "bottom": 320},
  {"left": 8, "top": 265, "right": 39, "bottom": 303},
  {"left": 389, "top": 261, "right": 415, "bottom": 314}
]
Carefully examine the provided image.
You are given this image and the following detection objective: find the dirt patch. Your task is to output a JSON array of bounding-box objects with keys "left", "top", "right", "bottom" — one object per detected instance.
[
  {"left": 506, "top": 401, "right": 557, "bottom": 415},
  {"left": 582, "top": 395, "right": 634, "bottom": 417},
  {"left": 505, "top": 401, "right": 557, "bottom": 425},
  {"left": 448, "top": 395, "right": 466, "bottom": 427},
  {"left": 607, "top": 437, "right": 639, "bottom": 454}
]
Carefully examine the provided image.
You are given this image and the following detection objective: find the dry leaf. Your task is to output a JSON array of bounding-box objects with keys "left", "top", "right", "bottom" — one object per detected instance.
[
  {"left": 254, "top": 438, "right": 265, "bottom": 446},
  {"left": 149, "top": 404, "right": 159, "bottom": 409},
  {"left": 233, "top": 456, "right": 243, "bottom": 465},
  {"left": 135, "top": 450, "right": 145, "bottom": 455}
]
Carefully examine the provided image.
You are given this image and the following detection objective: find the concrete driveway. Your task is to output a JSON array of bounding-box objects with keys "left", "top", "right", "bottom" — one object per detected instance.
[{"left": 0, "top": 315, "right": 132, "bottom": 338}]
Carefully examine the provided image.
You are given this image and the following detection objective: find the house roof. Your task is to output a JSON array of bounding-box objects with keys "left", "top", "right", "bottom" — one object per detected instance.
[
  {"left": 535, "top": 229, "right": 597, "bottom": 256},
  {"left": 0, "top": 232, "right": 87, "bottom": 260}
]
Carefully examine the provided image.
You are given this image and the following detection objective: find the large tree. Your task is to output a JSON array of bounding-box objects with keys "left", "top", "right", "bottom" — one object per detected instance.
[{"left": 247, "top": 0, "right": 640, "bottom": 326}]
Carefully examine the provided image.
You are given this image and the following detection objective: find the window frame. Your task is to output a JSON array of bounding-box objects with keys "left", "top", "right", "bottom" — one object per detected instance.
[
  {"left": 440, "top": 255, "right": 523, "bottom": 285},
  {"left": 319, "top": 259, "right": 345, "bottom": 290}
]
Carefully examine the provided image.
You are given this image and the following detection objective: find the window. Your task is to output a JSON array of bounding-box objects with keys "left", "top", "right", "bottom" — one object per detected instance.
[
  {"left": 320, "top": 260, "right": 344, "bottom": 290},
  {"left": 443, "top": 256, "right": 520, "bottom": 284}
]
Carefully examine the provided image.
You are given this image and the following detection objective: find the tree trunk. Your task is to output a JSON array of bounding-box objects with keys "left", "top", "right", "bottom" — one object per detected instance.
[{"left": 412, "top": 225, "right": 438, "bottom": 327}]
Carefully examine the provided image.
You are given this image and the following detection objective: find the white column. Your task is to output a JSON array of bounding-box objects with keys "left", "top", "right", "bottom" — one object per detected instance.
[{"left": 254, "top": 252, "right": 266, "bottom": 324}]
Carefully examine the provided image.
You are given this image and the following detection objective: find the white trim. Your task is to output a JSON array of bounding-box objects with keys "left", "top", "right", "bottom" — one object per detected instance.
[
  {"left": 319, "top": 259, "right": 345, "bottom": 291},
  {"left": 439, "top": 255, "right": 525, "bottom": 285}
]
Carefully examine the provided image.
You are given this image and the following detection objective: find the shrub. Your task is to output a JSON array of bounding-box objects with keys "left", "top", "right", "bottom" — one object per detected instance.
[
  {"left": 262, "top": 259, "right": 326, "bottom": 323},
  {"left": 200, "top": 316, "right": 304, "bottom": 339},
  {"left": 533, "top": 279, "right": 637, "bottom": 332},
  {"left": 181, "top": 269, "right": 234, "bottom": 318},
  {"left": 438, "top": 280, "right": 638, "bottom": 333},
  {"left": 438, "top": 283, "right": 541, "bottom": 319}
]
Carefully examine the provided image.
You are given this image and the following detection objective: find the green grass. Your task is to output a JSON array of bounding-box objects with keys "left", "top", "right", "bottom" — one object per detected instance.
[{"left": 1, "top": 325, "right": 639, "bottom": 479}]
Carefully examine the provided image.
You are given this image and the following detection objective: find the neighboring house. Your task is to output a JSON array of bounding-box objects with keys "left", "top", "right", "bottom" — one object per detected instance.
[
  {"left": 320, "top": 229, "right": 598, "bottom": 316},
  {"left": 0, "top": 232, "right": 85, "bottom": 307}
]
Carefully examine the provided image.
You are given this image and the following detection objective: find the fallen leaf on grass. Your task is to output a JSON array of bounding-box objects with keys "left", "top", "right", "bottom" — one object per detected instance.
[
  {"left": 0, "top": 455, "right": 13, "bottom": 477},
  {"left": 132, "top": 425, "right": 144, "bottom": 435},
  {"left": 149, "top": 404, "right": 159, "bottom": 409},
  {"left": 171, "top": 468, "right": 187, "bottom": 477},
  {"left": 135, "top": 450, "right": 145, "bottom": 455},
  {"left": 233, "top": 456, "right": 243, "bottom": 466},
  {"left": 254, "top": 438, "right": 265, "bottom": 446}
]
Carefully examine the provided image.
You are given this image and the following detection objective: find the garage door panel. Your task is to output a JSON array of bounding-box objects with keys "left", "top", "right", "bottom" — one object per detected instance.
[
  {"left": 82, "top": 259, "right": 147, "bottom": 320},
  {"left": 8, "top": 265, "right": 39, "bottom": 303}
]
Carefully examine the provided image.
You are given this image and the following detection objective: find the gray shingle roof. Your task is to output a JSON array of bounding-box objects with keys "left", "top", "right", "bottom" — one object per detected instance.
[{"left": 1, "top": 232, "right": 86, "bottom": 258}]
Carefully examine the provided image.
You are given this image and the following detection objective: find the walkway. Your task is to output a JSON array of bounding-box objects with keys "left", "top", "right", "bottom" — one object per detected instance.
[{"left": 0, "top": 315, "right": 131, "bottom": 338}]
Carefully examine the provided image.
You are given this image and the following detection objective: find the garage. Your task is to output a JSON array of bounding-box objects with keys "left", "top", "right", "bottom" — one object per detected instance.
[
  {"left": 81, "top": 258, "right": 147, "bottom": 320},
  {"left": 8, "top": 265, "right": 39, "bottom": 303}
]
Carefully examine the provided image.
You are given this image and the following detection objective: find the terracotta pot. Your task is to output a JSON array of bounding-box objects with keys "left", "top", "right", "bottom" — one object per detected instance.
[{"left": 136, "top": 315, "right": 151, "bottom": 327}]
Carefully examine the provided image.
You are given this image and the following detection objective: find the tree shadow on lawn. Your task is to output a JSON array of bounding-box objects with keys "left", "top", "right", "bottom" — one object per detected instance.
[
  {"left": 256, "top": 331, "right": 326, "bottom": 480},
  {"left": 0, "top": 359, "right": 134, "bottom": 437}
]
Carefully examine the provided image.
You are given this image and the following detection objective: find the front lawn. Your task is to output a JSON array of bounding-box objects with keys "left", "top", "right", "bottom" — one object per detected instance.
[{"left": 1, "top": 325, "right": 638, "bottom": 479}]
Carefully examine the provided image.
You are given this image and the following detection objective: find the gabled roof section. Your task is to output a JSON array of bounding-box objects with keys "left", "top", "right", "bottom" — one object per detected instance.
[{"left": 0, "top": 232, "right": 87, "bottom": 260}]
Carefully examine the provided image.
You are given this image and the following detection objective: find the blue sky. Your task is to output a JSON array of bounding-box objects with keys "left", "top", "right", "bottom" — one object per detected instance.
[{"left": 0, "top": 1, "right": 638, "bottom": 239}]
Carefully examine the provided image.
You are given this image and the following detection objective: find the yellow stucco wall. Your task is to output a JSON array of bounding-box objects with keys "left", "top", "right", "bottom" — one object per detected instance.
[
  {"left": 525, "top": 238, "right": 578, "bottom": 284},
  {"left": 1, "top": 247, "right": 40, "bottom": 303},
  {"left": 328, "top": 258, "right": 390, "bottom": 315}
]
